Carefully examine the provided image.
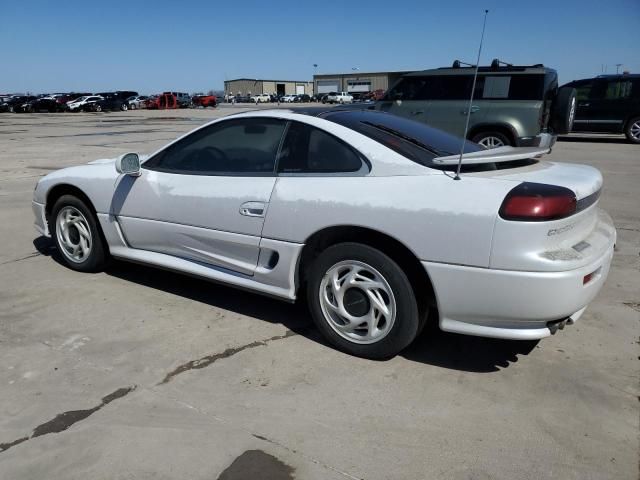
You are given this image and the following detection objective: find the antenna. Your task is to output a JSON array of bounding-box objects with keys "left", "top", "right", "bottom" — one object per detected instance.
[{"left": 454, "top": 9, "right": 489, "bottom": 181}]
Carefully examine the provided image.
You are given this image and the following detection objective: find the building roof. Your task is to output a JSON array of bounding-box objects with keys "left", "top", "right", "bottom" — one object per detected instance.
[
  {"left": 314, "top": 70, "right": 414, "bottom": 77},
  {"left": 224, "top": 78, "right": 312, "bottom": 83}
]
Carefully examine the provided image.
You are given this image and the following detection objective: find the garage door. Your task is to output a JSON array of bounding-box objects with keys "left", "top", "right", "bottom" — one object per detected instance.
[
  {"left": 296, "top": 85, "right": 305, "bottom": 95},
  {"left": 317, "top": 80, "right": 339, "bottom": 94}
]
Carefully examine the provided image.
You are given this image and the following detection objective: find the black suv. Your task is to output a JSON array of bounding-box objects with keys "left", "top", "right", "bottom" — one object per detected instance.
[
  {"left": 377, "top": 60, "right": 576, "bottom": 149},
  {"left": 562, "top": 74, "right": 640, "bottom": 144}
]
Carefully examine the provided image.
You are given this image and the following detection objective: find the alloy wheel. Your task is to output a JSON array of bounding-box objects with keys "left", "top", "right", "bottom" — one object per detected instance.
[
  {"left": 319, "top": 260, "right": 396, "bottom": 344},
  {"left": 478, "top": 136, "right": 505, "bottom": 149},
  {"left": 630, "top": 121, "right": 640, "bottom": 141},
  {"left": 55, "top": 206, "right": 93, "bottom": 263}
]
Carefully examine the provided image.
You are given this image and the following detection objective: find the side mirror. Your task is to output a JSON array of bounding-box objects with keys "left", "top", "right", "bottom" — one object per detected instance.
[{"left": 115, "top": 153, "right": 141, "bottom": 176}]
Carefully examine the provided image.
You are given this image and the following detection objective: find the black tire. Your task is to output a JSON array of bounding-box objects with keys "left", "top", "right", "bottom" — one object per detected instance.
[
  {"left": 95, "top": 105, "right": 102, "bottom": 112},
  {"left": 307, "top": 242, "right": 420, "bottom": 359},
  {"left": 121, "top": 103, "right": 128, "bottom": 111},
  {"left": 471, "top": 131, "right": 512, "bottom": 148},
  {"left": 551, "top": 86, "right": 577, "bottom": 134},
  {"left": 50, "top": 195, "right": 108, "bottom": 272},
  {"left": 624, "top": 116, "right": 640, "bottom": 144}
]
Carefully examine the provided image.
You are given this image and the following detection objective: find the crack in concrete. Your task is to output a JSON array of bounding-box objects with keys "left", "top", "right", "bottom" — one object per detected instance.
[
  {"left": 158, "top": 330, "right": 298, "bottom": 385},
  {"left": 623, "top": 302, "right": 640, "bottom": 313},
  {"left": 0, "top": 252, "right": 41, "bottom": 266},
  {"left": 0, "top": 386, "right": 136, "bottom": 454},
  {"left": 251, "top": 434, "right": 363, "bottom": 480}
]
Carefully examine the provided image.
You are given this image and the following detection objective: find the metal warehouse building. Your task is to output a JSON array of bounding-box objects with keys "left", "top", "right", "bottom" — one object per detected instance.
[
  {"left": 313, "top": 70, "right": 413, "bottom": 94},
  {"left": 224, "top": 79, "right": 313, "bottom": 97}
]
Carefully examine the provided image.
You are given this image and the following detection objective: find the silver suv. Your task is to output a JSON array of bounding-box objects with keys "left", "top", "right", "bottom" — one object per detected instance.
[{"left": 377, "top": 60, "right": 576, "bottom": 148}]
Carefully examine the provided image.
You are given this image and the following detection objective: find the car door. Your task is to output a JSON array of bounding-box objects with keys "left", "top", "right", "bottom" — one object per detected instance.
[
  {"left": 570, "top": 79, "right": 594, "bottom": 131},
  {"left": 419, "top": 74, "right": 487, "bottom": 138},
  {"left": 112, "top": 117, "right": 287, "bottom": 276},
  {"left": 586, "top": 78, "right": 634, "bottom": 133},
  {"left": 376, "top": 75, "right": 432, "bottom": 123}
]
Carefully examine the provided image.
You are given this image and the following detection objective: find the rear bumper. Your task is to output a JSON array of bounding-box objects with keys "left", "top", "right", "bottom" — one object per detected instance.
[
  {"left": 517, "top": 132, "right": 556, "bottom": 148},
  {"left": 423, "top": 243, "right": 614, "bottom": 340}
]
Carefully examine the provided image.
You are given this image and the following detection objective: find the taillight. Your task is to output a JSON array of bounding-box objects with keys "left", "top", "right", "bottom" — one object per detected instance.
[{"left": 499, "top": 182, "right": 577, "bottom": 221}]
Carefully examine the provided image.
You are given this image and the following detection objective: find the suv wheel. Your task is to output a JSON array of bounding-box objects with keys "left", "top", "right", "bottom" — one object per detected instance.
[
  {"left": 307, "top": 243, "right": 420, "bottom": 359},
  {"left": 121, "top": 103, "right": 128, "bottom": 111},
  {"left": 551, "top": 87, "right": 577, "bottom": 134},
  {"left": 471, "top": 131, "right": 511, "bottom": 149},
  {"left": 625, "top": 117, "right": 640, "bottom": 144}
]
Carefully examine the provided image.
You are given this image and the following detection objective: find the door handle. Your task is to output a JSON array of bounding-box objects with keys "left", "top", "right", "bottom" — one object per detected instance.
[
  {"left": 462, "top": 106, "right": 480, "bottom": 114},
  {"left": 239, "top": 201, "right": 266, "bottom": 217},
  {"left": 410, "top": 110, "right": 424, "bottom": 115},
  {"left": 578, "top": 103, "right": 590, "bottom": 107}
]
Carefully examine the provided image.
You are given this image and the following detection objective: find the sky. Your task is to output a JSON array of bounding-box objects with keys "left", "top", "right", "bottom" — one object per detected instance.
[{"left": 1, "top": 0, "right": 639, "bottom": 94}]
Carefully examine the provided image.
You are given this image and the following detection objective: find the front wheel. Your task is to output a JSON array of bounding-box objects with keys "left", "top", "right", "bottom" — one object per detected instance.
[
  {"left": 50, "top": 195, "right": 108, "bottom": 272},
  {"left": 625, "top": 117, "right": 640, "bottom": 144},
  {"left": 307, "top": 243, "right": 420, "bottom": 359}
]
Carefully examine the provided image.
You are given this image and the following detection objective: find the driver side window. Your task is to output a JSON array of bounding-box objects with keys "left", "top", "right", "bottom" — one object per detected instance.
[{"left": 145, "top": 118, "right": 286, "bottom": 175}]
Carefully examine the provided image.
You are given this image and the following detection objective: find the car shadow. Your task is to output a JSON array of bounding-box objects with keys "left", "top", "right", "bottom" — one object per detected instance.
[
  {"left": 558, "top": 135, "right": 629, "bottom": 144},
  {"left": 33, "top": 235, "right": 539, "bottom": 372},
  {"left": 402, "top": 325, "right": 539, "bottom": 373}
]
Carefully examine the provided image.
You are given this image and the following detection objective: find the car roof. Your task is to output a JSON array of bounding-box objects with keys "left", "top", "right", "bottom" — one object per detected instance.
[{"left": 406, "top": 65, "right": 554, "bottom": 76}]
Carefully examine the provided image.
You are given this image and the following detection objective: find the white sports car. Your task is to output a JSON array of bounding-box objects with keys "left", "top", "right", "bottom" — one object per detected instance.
[{"left": 32, "top": 108, "right": 616, "bottom": 358}]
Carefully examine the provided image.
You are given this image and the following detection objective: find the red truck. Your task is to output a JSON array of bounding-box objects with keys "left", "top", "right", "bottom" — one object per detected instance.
[{"left": 192, "top": 95, "right": 217, "bottom": 108}]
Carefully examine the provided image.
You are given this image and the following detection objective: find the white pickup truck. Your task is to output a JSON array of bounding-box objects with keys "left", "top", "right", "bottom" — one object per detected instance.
[{"left": 326, "top": 91, "right": 353, "bottom": 104}]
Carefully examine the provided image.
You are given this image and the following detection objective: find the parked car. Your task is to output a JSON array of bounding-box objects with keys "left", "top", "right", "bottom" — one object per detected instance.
[
  {"left": 127, "top": 96, "right": 149, "bottom": 109},
  {"left": 293, "top": 94, "right": 311, "bottom": 103},
  {"left": 147, "top": 93, "right": 181, "bottom": 109},
  {"left": 7, "top": 96, "right": 37, "bottom": 113},
  {"left": 234, "top": 95, "right": 252, "bottom": 103},
  {"left": 250, "top": 94, "right": 271, "bottom": 103},
  {"left": 378, "top": 60, "right": 576, "bottom": 149},
  {"left": 326, "top": 92, "right": 354, "bottom": 104},
  {"left": 281, "top": 94, "right": 297, "bottom": 103},
  {"left": 27, "top": 98, "right": 66, "bottom": 113},
  {"left": 87, "top": 95, "right": 129, "bottom": 112},
  {"left": 562, "top": 74, "right": 640, "bottom": 144},
  {"left": 192, "top": 95, "right": 217, "bottom": 108},
  {"left": 67, "top": 96, "right": 104, "bottom": 111},
  {"left": 32, "top": 108, "right": 614, "bottom": 359},
  {"left": 163, "top": 92, "right": 191, "bottom": 107}
]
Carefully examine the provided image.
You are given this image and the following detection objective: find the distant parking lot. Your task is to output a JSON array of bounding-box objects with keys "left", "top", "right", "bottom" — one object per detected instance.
[{"left": 0, "top": 108, "right": 638, "bottom": 479}]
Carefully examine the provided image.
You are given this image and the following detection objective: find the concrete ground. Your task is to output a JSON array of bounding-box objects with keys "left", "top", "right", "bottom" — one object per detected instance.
[{"left": 0, "top": 107, "right": 638, "bottom": 480}]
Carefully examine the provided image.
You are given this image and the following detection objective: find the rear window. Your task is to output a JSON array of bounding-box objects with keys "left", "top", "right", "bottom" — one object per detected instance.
[{"left": 322, "top": 110, "right": 482, "bottom": 168}]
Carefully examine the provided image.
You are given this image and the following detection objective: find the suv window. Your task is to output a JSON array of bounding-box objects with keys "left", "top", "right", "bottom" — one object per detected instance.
[
  {"left": 573, "top": 80, "right": 593, "bottom": 101},
  {"left": 604, "top": 80, "right": 633, "bottom": 99},
  {"left": 145, "top": 118, "right": 286, "bottom": 175},
  {"left": 277, "top": 122, "right": 363, "bottom": 174}
]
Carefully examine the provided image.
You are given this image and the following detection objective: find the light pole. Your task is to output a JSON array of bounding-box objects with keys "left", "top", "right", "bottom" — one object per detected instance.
[
  {"left": 313, "top": 64, "right": 318, "bottom": 95},
  {"left": 616, "top": 63, "right": 622, "bottom": 74}
]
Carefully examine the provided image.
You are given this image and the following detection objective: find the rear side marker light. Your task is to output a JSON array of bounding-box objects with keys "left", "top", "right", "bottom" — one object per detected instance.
[
  {"left": 583, "top": 267, "right": 601, "bottom": 285},
  {"left": 499, "top": 182, "right": 577, "bottom": 221}
]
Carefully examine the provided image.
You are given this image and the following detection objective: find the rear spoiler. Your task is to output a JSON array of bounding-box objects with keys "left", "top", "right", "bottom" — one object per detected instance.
[{"left": 432, "top": 146, "right": 550, "bottom": 165}]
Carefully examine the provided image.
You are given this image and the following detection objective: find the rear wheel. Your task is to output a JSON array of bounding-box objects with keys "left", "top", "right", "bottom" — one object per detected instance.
[
  {"left": 307, "top": 243, "right": 420, "bottom": 359},
  {"left": 624, "top": 117, "right": 640, "bottom": 144},
  {"left": 95, "top": 105, "right": 102, "bottom": 112},
  {"left": 121, "top": 103, "right": 128, "bottom": 111},
  {"left": 471, "top": 131, "right": 511, "bottom": 149},
  {"left": 51, "top": 195, "right": 108, "bottom": 272}
]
